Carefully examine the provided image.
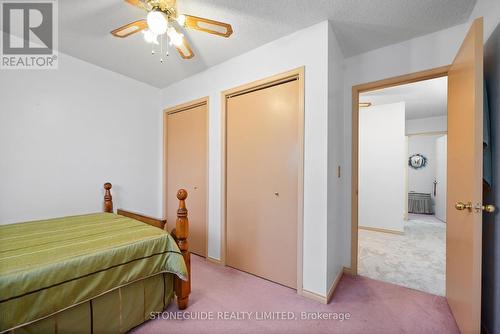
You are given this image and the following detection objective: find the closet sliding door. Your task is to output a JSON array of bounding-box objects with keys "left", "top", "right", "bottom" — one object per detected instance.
[
  {"left": 166, "top": 102, "right": 208, "bottom": 257},
  {"left": 226, "top": 78, "right": 299, "bottom": 288}
]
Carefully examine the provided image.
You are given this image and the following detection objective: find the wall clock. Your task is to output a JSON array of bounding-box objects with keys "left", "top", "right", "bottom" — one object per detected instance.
[{"left": 409, "top": 154, "right": 427, "bottom": 169}]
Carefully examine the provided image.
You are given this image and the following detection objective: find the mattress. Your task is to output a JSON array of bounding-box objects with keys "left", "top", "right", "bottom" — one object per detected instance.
[{"left": 0, "top": 213, "right": 187, "bottom": 332}]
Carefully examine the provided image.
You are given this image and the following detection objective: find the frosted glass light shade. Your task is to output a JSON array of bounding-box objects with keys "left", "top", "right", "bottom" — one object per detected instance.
[
  {"left": 142, "top": 29, "right": 159, "bottom": 44},
  {"left": 147, "top": 11, "right": 168, "bottom": 35},
  {"left": 167, "top": 27, "right": 183, "bottom": 47}
]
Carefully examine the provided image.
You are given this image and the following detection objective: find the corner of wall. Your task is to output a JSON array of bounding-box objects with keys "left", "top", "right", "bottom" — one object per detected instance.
[
  {"left": 469, "top": 0, "right": 500, "bottom": 41},
  {"left": 326, "top": 21, "right": 347, "bottom": 289}
]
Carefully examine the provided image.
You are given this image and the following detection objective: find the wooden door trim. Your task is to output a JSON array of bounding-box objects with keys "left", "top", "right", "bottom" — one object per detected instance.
[
  {"left": 350, "top": 65, "right": 450, "bottom": 275},
  {"left": 163, "top": 96, "right": 209, "bottom": 258},
  {"left": 220, "top": 67, "right": 305, "bottom": 294}
]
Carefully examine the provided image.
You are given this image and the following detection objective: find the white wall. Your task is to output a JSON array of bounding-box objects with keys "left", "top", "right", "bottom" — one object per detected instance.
[
  {"left": 407, "top": 134, "right": 441, "bottom": 194},
  {"left": 470, "top": 0, "right": 500, "bottom": 42},
  {"left": 435, "top": 135, "right": 447, "bottom": 222},
  {"left": 160, "top": 21, "right": 341, "bottom": 296},
  {"left": 359, "top": 102, "right": 405, "bottom": 233},
  {"left": 406, "top": 116, "right": 447, "bottom": 135},
  {"left": 326, "top": 22, "right": 345, "bottom": 291},
  {"left": 0, "top": 51, "right": 161, "bottom": 224}
]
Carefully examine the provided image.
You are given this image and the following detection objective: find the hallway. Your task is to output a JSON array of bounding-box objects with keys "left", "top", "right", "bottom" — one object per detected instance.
[{"left": 358, "top": 214, "right": 445, "bottom": 296}]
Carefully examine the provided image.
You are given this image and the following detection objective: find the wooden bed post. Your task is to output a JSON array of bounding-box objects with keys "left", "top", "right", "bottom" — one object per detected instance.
[
  {"left": 174, "top": 189, "right": 190, "bottom": 310},
  {"left": 104, "top": 183, "right": 113, "bottom": 213},
  {"left": 102, "top": 183, "right": 189, "bottom": 309}
]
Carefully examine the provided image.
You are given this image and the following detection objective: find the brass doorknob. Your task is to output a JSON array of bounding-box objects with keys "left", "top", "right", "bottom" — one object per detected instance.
[
  {"left": 455, "top": 202, "right": 472, "bottom": 211},
  {"left": 481, "top": 204, "right": 496, "bottom": 213},
  {"left": 456, "top": 202, "right": 496, "bottom": 213}
]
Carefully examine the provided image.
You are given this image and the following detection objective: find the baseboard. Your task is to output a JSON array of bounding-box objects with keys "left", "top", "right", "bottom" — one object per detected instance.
[
  {"left": 300, "top": 269, "right": 344, "bottom": 304},
  {"left": 206, "top": 256, "right": 223, "bottom": 265},
  {"left": 343, "top": 267, "right": 353, "bottom": 275},
  {"left": 326, "top": 269, "right": 343, "bottom": 303},
  {"left": 300, "top": 289, "right": 328, "bottom": 304},
  {"left": 358, "top": 225, "right": 404, "bottom": 235}
]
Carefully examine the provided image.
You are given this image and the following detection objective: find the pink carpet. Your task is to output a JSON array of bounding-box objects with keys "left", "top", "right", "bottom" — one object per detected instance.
[{"left": 131, "top": 255, "right": 459, "bottom": 334}]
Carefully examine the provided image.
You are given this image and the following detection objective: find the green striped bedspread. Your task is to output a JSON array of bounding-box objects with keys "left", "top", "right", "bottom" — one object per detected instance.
[{"left": 0, "top": 213, "right": 187, "bottom": 332}]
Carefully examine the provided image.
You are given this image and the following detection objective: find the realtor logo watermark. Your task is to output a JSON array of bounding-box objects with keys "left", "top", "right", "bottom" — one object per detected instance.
[{"left": 1, "top": 0, "right": 58, "bottom": 69}]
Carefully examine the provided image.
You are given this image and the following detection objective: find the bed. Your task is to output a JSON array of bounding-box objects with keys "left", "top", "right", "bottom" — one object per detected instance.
[{"left": 0, "top": 183, "right": 191, "bottom": 334}]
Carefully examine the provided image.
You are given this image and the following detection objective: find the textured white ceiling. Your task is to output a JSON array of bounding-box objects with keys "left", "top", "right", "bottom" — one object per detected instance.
[
  {"left": 58, "top": 0, "right": 476, "bottom": 88},
  {"left": 360, "top": 76, "right": 448, "bottom": 120}
]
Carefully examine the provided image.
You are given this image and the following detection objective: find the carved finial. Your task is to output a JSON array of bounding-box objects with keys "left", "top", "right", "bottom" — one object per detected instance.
[
  {"left": 176, "top": 189, "right": 188, "bottom": 218},
  {"left": 104, "top": 182, "right": 113, "bottom": 213},
  {"left": 177, "top": 189, "right": 188, "bottom": 200}
]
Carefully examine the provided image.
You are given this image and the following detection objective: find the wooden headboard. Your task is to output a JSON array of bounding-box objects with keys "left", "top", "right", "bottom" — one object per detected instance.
[{"left": 102, "top": 183, "right": 191, "bottom": 310}]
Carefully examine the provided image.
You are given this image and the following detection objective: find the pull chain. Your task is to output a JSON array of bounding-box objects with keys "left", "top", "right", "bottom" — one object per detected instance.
[{"left": 160, "top": 35, "right": 164, "bottom": 63}]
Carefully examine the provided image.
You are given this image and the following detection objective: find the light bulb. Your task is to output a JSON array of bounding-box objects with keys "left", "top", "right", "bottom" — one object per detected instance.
[
  {"left": 147, "top": 10, "right": 168, "bottom": 35},
  {"left": 176, "top": 14, "right": 186, "bottom": 26},
  {"left": 142, "top": 29, "right": 159, "bottom": 45},
  {"left": 167, "top": 27, "right": 184, "bottom": 47}
]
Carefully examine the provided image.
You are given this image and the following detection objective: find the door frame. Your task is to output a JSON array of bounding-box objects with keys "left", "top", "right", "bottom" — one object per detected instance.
[
  {"left": 163, "top": 96, "right": 210, "bottom": 258},
  {"left": 350, "top": 66, "right": 450, "bottom": 275},
  {"left": 220, "top": 67, "right": 305, "bottom": 293}
]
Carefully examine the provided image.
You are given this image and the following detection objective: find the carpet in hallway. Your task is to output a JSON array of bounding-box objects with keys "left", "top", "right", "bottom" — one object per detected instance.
[{"left": 358, "top": 216, "right": 445, "bottom": 296}]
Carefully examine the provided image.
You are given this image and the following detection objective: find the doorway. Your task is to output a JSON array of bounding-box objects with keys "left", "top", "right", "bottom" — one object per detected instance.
[
  {"left": 357, "top": 76, "right": 448, "bottom": 296},
  {"left": 221, "top": 68, "right": 304, "bottom": 291},
  {"left": 164, "top": 97, "right": 208, "bottom": 257},
  {"left": 350, "top": 17, "right": 486, "bottom": 334}
]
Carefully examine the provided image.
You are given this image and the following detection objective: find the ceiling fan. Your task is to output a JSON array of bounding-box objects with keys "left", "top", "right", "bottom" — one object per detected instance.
[{"left": 111, "top": 0, "right": 233, "bottom": 60}]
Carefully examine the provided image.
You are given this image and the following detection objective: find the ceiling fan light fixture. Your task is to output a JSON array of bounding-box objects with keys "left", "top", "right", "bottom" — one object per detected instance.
[
  {"left": 176, "top": 14, "right": 186, "bottom": 26},
  {"left": 112, "top": 0, "right": 234, "bottom": 61},
  {"left": 142, "top": 29, "right": 159, "bottom": 44},
  {"left": 167, "top": 27, "right": 184, "bottom": 47},
  {"left": 147, "top": 10, "right": 168, "bottom": 35}
]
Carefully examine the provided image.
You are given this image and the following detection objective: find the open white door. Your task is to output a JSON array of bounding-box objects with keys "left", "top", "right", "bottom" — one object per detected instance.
[{"left": 446, "top": 18, "right": 484, "bottom": 334}]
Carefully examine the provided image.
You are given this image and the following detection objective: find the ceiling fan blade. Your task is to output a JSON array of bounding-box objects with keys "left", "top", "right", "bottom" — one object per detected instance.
[
  {"left": 180, "top": 14, "right": 233, "bottom": 38},
  {"left": 111, "top": 20, "right": 148, "bottom": 38},
  {"left": 174, "top": 35, "right": 194, "bottom": 59}
]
